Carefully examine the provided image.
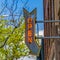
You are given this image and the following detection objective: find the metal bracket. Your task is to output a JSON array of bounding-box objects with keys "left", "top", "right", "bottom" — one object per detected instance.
[
  {"left": 36, "top": 36, "right": 60, "bottom": 39},
  {"left": 35, "top": 20, "right": 60, "bottom": 23}
]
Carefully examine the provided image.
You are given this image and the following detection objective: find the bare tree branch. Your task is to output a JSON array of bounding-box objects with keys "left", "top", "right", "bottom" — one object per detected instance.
[
  {"left": 0, "top": 0, "right": 29, "bottom": 48},
  {"left": 13, "top": 0, "right": 18, "bottom": 13}
]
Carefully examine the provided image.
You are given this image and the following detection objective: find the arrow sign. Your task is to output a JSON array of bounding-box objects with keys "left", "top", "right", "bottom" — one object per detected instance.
[{"left": 23, "top": 8, "right": 40, "bottom": 55}]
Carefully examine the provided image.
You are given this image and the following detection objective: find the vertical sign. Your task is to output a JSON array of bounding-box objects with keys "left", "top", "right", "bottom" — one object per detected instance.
[{"left": 23, "top": 8, "right": 40, "bottom": 55}]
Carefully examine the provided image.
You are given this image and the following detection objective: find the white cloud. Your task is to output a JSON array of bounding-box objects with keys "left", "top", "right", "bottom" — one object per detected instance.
[
  {"left": 35, "top": 30, "right": 44, "bottom": 37},
  {"left": 35, "top": 30, "right": 44, "bottom": 45},
  {"left": 39, "top": 30, "right": 44, "bottom": 37}
]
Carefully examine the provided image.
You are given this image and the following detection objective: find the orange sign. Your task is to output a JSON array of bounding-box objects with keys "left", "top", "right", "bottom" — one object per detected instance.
[
  {"left": 24, "top": 8, "right": 40, "bottom": 55},
  {"left": 27, "top": 18, "right": 33, "bottom": 44}
]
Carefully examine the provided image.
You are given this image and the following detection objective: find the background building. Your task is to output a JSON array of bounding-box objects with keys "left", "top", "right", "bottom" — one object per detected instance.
[{"left": 44, "top": 0, "right": 60, "bottom": 60}]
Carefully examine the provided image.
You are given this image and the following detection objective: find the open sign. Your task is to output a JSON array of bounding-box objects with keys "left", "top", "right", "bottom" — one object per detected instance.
[
  {"left": 23, "top": 8, "right": 40, "bottom": 55},
  {"left": 27, "top": 18, "right": 33, "bottom": 44}
]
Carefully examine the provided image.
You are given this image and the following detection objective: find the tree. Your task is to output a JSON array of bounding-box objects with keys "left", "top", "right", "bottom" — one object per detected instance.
[
  {"left": 0, "top": 17, "right": 29, "bottom": 60},
  {"left": 0, "top": 0, "right": 30, "bottom": 60}
]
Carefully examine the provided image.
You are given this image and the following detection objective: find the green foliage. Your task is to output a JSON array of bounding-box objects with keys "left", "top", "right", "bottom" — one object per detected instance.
[{"left": 0, "top": 18, "right": 29, "bottom": 60}]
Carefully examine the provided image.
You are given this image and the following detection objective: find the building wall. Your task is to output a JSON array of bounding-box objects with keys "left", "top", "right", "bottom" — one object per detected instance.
[
  {"left": 49, "top": 42, "right": 55, "bottom": 60},
  {"left": 44, "top": 0, "right": 54, "bottom": 60},
  {"left": 54, "top": 0, "right": 60, "bottom": 60},
  {"left": 54, "top": 0, "right": 60, "bottom": 20},
  {"left": 44, "top": 0, "right": 60, "bottom": 60}
]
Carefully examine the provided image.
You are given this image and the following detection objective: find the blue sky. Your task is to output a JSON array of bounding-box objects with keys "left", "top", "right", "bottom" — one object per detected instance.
[
  {"left": 0, "top": 0, "right": 44, "bottom": 19},
  {"left": 0, "top": 0, "right": 44, "bottom": 30},
  {"left": 25, "top": 0, "right": 44, "bottom": 20}
]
